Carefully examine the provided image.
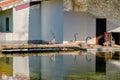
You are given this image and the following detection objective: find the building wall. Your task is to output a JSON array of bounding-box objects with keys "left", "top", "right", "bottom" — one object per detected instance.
[
  {"left": 107, "top": 20, "right": 120, "bottom": 32},
  {"left": 41, "top": 0, "right": 64, "bottom": 43},
  {"left": 29, "top": 3, "right": 41, "bottom": 41},
  {"left": 13, "top": 6, "right": 29, "bottom": 43},
  {"left": 64, "top": 11, "right": 96, "bottom": 44},
  {"left": 0, "top": 9, "right": 13, "bottom": 43}
]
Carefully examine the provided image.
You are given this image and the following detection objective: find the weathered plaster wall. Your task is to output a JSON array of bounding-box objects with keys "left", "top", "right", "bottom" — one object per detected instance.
[
  {"left": 41, "top": 0, "right": 64, "bottom": 43},
  {"left": 13, "top": 7, "right": 29, "bottom": 42},
  {"left": 107, "top": 20, "right": 120, "bottom": 32},
  {"left": 64, "top": 11, "right": 96, "bottom": 44}
]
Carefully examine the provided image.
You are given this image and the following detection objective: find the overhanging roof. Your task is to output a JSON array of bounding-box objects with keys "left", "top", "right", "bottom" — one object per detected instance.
[
  {"left": 0, "top": 0, "right": 23, "bottom": 10},
  {"left": 0, "top": 0, "right": 49, "bottom": 11}
]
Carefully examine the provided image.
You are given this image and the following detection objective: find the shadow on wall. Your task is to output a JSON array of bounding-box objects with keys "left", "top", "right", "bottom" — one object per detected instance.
[{"left": 28, "top": 3, "right": 41, "bottom": 44}]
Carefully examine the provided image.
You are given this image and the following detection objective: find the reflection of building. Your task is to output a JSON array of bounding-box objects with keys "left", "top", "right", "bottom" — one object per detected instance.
[
  {"left": 29, "top": 56, "right": 41, "bottom": 79},
  {"left": 2, "top": 52, "right": 120, "bottom": 79},
  {"left": 96, "top": 52, "right": 120, "bottom": 74},
  {"left": 96, "top": 52, "right": 106, "bottom": 73},
  {"left": 106, "top": 60, "right": 120, "bottom": 73},
  {"left": 41, "top": 55, "right": 63, "bottom": 80},
  {"left": 106, "top": 52, "right": 120, "bottom": 73},
  {"left": 12, "top": 52, "right": 96, "bottom": 80},
  {"left": 63, "top": 52, "right": 96, "bottom": 75},
  {"left": 13, "top": 56, "right": 41, "bottom": 79},
  {"left": 13, "top": 57, "right": 29, "bottom": 77}
]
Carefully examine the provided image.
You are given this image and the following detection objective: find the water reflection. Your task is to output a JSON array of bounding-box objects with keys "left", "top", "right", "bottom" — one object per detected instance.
[
  {"left": 13, "top": 57, "right": 29, "bottom": 77},
  {"left": 0, "top": 57, "right": 12, "bottom": 76},
  {"left": 50, "top": 55, "right": 56, "bottom": 63},
  {"left": 0, "top": 51, "right": 120, "bottom": 80}
]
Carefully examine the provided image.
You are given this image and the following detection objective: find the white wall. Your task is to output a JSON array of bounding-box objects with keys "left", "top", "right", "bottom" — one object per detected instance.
[
  {"left": 13, "top": 7, "right": 29, "bottom": 42},
  {"left": 29, "top": 4, "right": 41, "bottom": 40},
  {"left": 41, "top": 0, "right": 64, "bottom": 43},
  {"left": 0, "top": 33, "right": 13, "bottom": 42},
  {"left": 64, "top": 11, "right": 96, "bottom": 44},
  {"left": 107, "top": 20, "right": 120, "bottom": 32}
]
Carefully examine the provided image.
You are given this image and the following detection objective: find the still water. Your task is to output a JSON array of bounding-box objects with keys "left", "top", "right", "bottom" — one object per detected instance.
[{"left": 0, "top": 51, "right": 120, "bottom": 80}]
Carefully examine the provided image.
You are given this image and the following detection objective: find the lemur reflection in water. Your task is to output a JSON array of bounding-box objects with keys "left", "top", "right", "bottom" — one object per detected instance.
[
  {"left": 50, "top": 55, "right": 56, "bottom": 64},
  {"left": 85, "top": 53, "right": 92, "bottom": 62},
  {"left": 73, "top": 52, "right": 92, "bottom": 64}
]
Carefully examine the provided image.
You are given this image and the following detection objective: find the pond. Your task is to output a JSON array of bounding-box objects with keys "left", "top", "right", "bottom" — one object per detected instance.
[{"left": 0, "top": 51, "right": 120, "bottom": 80}]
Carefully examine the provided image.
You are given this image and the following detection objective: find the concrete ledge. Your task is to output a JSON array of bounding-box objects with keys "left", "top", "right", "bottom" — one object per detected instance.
[
  {"left": 1, "top": 43, "right": 80, "bottom": 53},
  {"left": 0, "top": 40, "right": 48, "bottom": 44},
  {"left": 1, "top": 42, "right": 120, "bottom": 53},
  {"left": 80, "top": 47, "right": 120, "bottom": 52}
]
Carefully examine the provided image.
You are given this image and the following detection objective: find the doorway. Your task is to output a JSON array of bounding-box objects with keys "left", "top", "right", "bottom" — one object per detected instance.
[
  {"left": 112, "top": 32, "right": 120, "bottom": 45},
  {"left": 96, "top": 18, "right": 106, "bottom": 45},
  {"left": 6, "top": 17, "right": 9, "bottom": 32}
]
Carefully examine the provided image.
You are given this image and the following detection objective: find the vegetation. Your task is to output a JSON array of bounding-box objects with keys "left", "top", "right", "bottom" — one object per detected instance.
[
  {"left": 65, "top": 72, "right": 120, "bottom": 80},
  {"left": 0, "top": 62, "right": 12, "bottom": 76},
  {"left": 0, "top": 58, "right": 12, "bottom": 76}
]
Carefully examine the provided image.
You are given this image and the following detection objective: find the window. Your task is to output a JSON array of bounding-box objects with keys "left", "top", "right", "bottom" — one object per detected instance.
[{"left": 6, "top": 17, "right": 9, "bottom": 32}]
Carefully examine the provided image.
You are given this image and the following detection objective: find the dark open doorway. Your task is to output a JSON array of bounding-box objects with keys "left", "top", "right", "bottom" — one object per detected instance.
[
  {"left": 96, "top": 52, "right": 106, "bottom": 73},
  {"left": 6, "top": 17, "right": 9, "bottom": 32},
  {"left": 96, "top": 18, "right": 106, "bottom": 45},
  {"left": 112, "top": 32, "right": 120, "bottom": 45}
]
